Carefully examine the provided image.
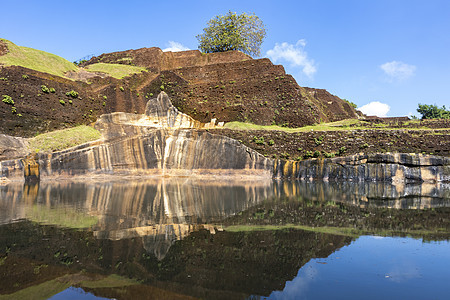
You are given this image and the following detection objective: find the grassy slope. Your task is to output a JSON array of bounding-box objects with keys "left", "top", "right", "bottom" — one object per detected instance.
[
  {"left": 84, "top": 62, "right": 147, "bottom": 79},
  {"left": 223, "top": 119, "right": 441, "bottom": 132},
  {"left": 28, "top": 125, "right": 101, "bottom": 153},
  {"left": 0, "top": 39, "right": 78, "bottom": 77}
]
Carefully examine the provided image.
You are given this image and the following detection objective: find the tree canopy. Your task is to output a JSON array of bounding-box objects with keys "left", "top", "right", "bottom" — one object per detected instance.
[
  {"left": 416, "top": 104, "right": 450, "bottom": 119},
  {"left": 196, "top": 11, "right": 266, "bottom": 57}
]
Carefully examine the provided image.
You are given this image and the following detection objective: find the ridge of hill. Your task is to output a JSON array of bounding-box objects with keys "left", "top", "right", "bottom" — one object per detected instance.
[{"left": 0, "top": 39, "right": 78, "bottom": 78}]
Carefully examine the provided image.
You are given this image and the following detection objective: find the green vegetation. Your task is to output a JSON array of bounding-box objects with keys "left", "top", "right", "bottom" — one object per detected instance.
[
  {"left": 25, "top": 205, "right": 98, "bottom": 229},
  {"left": 0, "top": 38, "right": 78, "bottom": 78},
  {"left": 197, "top": 11, "right": 266, "bottom": 56},
  {"left": 343, "top": 98, "right": 358, "bottom": 109},
  {"left": 224, "top": 224, "right": 362, "bottom": 237},
  {"left": 417, "top": 104, "right": 450, "bottom": 119},
  {"left": 85, "top": 63, "right": 147, "bottom": 79},
  {"left": 223, "top": 118, "right": 445, "bottom": 133},
  {"left": 29, "top": 125, "right": 101, "bottom": 153},
  {"left": 65, "top": 90, "right": 78, "bottom": 98},
  {"left": 224, "top": 119, "right": 362, "bottom": 132},
  {"left": 2, "top": 95, "right": 14, "bottom": 105},
  {"left": 41, "top": 85, "right": 50, "bottom": 93}
]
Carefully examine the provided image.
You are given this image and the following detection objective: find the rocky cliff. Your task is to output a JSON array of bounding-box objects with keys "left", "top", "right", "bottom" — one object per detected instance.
[
  {"left": 275, "top": 152, "right": 450, "bottom": 183},
  {"left": 0, "top": 93, "right": 448, "bottom": 183}
]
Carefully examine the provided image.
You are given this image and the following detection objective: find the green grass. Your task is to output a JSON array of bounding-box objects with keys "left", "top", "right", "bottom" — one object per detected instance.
[
  {"left": 0, "top": 39, "right": 78, "bottom": 78},
  {"left": 28, "top": 125, "right": 101, "bottom": 153},
  {"left": 224, "top": 119, "right": 362, "bottom": 133},
  {"left": 223, "top": 119, "right": 445, "bottom": 133},
  {"left": 84, "top": 63, "right": 147, "bottom": 79}
]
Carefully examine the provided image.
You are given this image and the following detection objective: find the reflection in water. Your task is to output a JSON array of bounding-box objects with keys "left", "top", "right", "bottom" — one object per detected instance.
[
  {"left": 0, "top": 179, "right": 449, "bottom": 299},
  {"left": 1, "top": 180, "right": 449, "bottom": 239},
  {"left": 267, "top": 236, "right": 450, "bottom": 300}
]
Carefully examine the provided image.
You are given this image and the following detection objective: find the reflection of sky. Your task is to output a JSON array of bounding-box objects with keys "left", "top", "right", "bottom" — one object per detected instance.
[
  {"left": 264, "top": 236, "right": 450, "bottom": 300},
  {"left": 49, "top": 287, "right": 108, "bottom": 300}
]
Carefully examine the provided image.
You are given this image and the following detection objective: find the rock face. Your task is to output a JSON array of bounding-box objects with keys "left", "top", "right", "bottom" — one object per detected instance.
[
  {"left": 0, "top": 93, "right": 449, "bottom": 183},
  {"left": 275, "top": 153, "right": 450, "bottom": 183},
  {"left": 0, "top": 134, "right": 28, "bottom": 161}
]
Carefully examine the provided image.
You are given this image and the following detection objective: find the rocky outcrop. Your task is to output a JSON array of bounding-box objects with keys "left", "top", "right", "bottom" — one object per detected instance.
[
  {"left": 0, "top": 134, "right": 28, "bottom": 161},
  {"left": 0, "top": 93, "right": 448, "bottom": 183},
  {"left": 275, "top": 153, "right": 450, "bottom": 183}
]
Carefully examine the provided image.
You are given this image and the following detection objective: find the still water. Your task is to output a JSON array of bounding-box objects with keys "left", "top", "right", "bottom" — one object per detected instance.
[{"left": 0, "top": 179, "right": 449, "bottom": 299}]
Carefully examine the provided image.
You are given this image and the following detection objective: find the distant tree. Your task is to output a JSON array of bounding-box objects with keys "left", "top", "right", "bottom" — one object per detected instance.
[
  {"left": 416, "top": 104, "right": 450, "bottom": 119},
  {"left": 196, "top": 11, "right": 266, "bottom": 57}
]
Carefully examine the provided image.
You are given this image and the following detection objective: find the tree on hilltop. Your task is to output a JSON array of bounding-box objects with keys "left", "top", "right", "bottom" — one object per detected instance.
[
  {"left": 416, "top": 104, "right": 450, "bottom": 119},
  {"left": 196, "top": 11, "right": 266, "bottom": 57}
]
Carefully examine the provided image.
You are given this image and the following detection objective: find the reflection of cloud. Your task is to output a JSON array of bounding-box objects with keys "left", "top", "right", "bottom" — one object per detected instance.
[
  {"left": 386, "top": 260, "right": 421, "bottom": 283},
  {"left": 269, "top": 263, "right": 318, "bottom": 299},
  {"left": 358, "top": 101, "right": 390, "bottom": 117},
  {"left": 266, "top": 40, "right": 317, "bottom": 78}
]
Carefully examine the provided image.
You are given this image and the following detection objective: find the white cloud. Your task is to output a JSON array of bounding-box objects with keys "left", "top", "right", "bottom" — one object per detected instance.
[
  {"left": 266, "top": 40, "right": 317, "bottom": 78},
  {"left": 163, "top": 41, "right": 190, "bottom": 52},
  {"left": 358, "top": 101, "right": 390, "bottom": 117},
  {"left": 380, "top": 61, "right": 416, "bottom": 81}
]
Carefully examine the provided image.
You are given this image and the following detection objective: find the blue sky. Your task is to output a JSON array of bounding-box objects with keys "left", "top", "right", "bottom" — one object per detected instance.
[{"left": 2, "top": 0, "right": 449, "bottom": 117}]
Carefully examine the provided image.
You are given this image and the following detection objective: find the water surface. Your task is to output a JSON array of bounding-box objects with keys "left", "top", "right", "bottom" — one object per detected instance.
[{"left": 0, "top": 179, "right": 448, "bottom": 299}]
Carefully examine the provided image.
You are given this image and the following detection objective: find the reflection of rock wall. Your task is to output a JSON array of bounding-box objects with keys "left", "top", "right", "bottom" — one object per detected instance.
[
  {"left": 0, "top": 179, "right": 274, "bottom": 259},
  {"left": 291, "top": 181, "right": 450, "bottom": 209}
]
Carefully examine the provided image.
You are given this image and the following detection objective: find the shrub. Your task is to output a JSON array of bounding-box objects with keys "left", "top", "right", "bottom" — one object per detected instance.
[
  {"left": 314, "top": 135, "right": 324, "bottom": 145},
  {"left": 160, "top": 85, "right": 164, "bottom": 91},
  {"left": 49, "top": 87, "right": 56, "bottom": 93},
  {"left": 304, "top": 151, "right": 313, "bottom": 159},
  {"left": 313, "top": 150, "right": 321, "bottom": 158},
  {"left": 2, "top": 95, "right": 14, "bottom": 105},
  {"left": 280, "top": 152, "right": 290, "bottom": 159},
  {"left": 268, "top": 139, "right": 275, "bottom": 146},
  {"left": 323, "top": 152, "right": 335, "bottom": 158},
  {"left": 66, "top": 90, "right": 78, "bottom": 98},
  {"left": 11, "top": 106, "right": 17, "bottom": 113},
  {"left": 22, "top": 74, "right": 29, "bottom": 79},
  {"left": 359, "top": 143, "right": 369, "bottom": 149},
  {"left": 338, "top": 146, "right": 347, "bottom": 155},
  {"left": 119, "top": 86, "right": 124, "bottom": 92},
  {"left": 59, "top": 100, "right": 66, "bottom": 105},
  {"left": 41, "top": 85, "right": 50, "bottom": 93},
  {"left": 103, "top": 95, "right": 107, "bottom": 100},
  {"left": 253, "top": 136, "right": 265, "bottom": 145}
]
